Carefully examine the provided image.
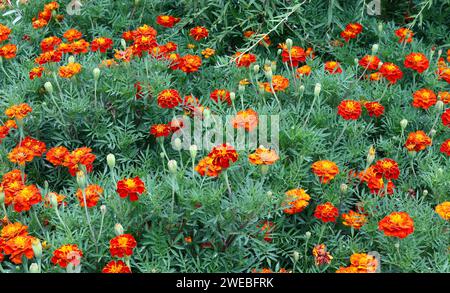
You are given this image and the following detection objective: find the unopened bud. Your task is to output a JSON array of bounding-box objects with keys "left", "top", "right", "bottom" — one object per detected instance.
[
  {"left": 371, "top": 44, "right": 379, "bottom": 55},
  {"left": 286, "top": 38, "right": 293, "bottom": 51},
  {"left": 437, "top": 49, "right": 442, "bottom": 60},
  {"left": 265, "top": 68, "right": 273, "bottom": 81},
  {"left": 120, "top": 39, "right": 127, "bottom": 50},
  {"left": 107, "top": 153, "right": 116, "bottom": 169},
  {"left": 299, "top": 85, "right": 305, "bottom": 96},
  {"left": 423, "top": 189, "right": 428, "bottom": 196},
  {"left": 44, "top": 82, "right": 53, "bottom": 95},
  {"left": 293, "top": 251, "right": 300, "bottom": 262},
  {"left": 340, "top": 183, "right": 348, "bottom": 193},
  {"left": 394, "top": 242, "right": 400, "bottom": 249},
  {"left": 93, "top": 67, "right": 100, "bottom": 81},
  {"left": 436, "top": 100, "right": 444, "bottom": 112},
  {"left": 203, "top": 108, "right": 211, "bottom": 120},
  {"left": 49, "top": 193, "right": 58, "bottom": 208},
  {"left": 68, "top": 56, "right": 75, "bottom": 63},
  {"left": 100, "top": 205, "right": 107, "bottom": 215},
  {"left": 400, "top": 119, "right": 408, "bottom": 130},
  {"left": 378, "top": 23, "right": 383, "bottom": 33},
  {"left": 305, "top": 231, "right": 311, "bottom": 239},
  {"left": 429, "top": 129, "right": 437, "bottom": 137},
  {"left": 260, "top": 165, "right": 269, "bottom": 175},
  {"left": 266, "top": 191, "right": 273, "bottom": 197},
  {"left": 367, "top": 145, "right": 376, "bottom": 165},
  {"left": 314, "top": 83, "right": 321, "bottom": 97},
  {"left": 238, "top": 84, "right": 245, "bottom": 92},
  {"left": 0, "top": 191, "right": 4, "bottom": 204},
  {"left": 253, "top": 64, "right": 260, "bottom": 74},
  {"left": 354, "top": 58, "right": 359, "bottom": 66},
  {"left": 29, "top": 263, "right": 41, "bottom": 273},
  {"left": 173, "top": 138, "right": 182, "bottom": 151},
  {"left": 114, "top": 223, "right": 124, "bottom": 236},
  {"left": 277, "top": 49, "right": 282, "bottom": 55},
  {"left": 31, "top": 239, "right": 42, "bottom": 259},
  {"left": 168, "top": 160, "right": 178, "bottom": 174},
  {"left": 189, "top": 145, "right": 198, "bottom": 159},
  {"left": 76, "top": 171, "right": 86, "bottom": 188},
  {"left": 160, "top": 152, "right": 165, "bottom": 159},
  {"left": 271, "top": 61, "right": 276, "bottom": 72},
  {"left": 230, "top": 92, "right": 236, "bottom": 101}
]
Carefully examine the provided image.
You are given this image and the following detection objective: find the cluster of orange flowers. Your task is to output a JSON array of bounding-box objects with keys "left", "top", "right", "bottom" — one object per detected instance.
[
  {"left": 32, "top": 1, "right": 60, "bottom": 29},
  {"left": 336, "top": 253, "right": 378, "bottom": 273},
  {"left": 46, "top": 146, "right": 96, "bottom": 176},
  {"left": 358, "top": 158, "right": 399, "bottom": 196},
  {"left": 8, "top": 136, "right": 46, "bottom": 166},
  {"left": 0, "top": 222, "right": 36, "bottom": 264},
  {"left": 0, "top": 23, "right": 16, "bottom": 59},
  {"left": 195, "top": 144, "right": 239, "bottom": 177}
]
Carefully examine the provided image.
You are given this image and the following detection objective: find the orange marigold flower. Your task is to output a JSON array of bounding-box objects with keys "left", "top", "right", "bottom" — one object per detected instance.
[
  {"left": 324, "top": 61, "right": 342, "bottom": 74},
  {"left": 395, "top": 28, "right": 413, "bottom": 43},
  {"left": 5, "top": 119, "right": 16, "bottom": 129},
  {"left": 248, "top": 146, "right": 279, "bottom": 165},
  {"left": 2, "top": 235, "right": 35, "bottom": 264},
  {"left": 364, "top": 101, "right": 384, "bottom": 117},
  {"left": 179, "top": 54, "right": 202, "bottom": 73},
  {"left": 0, "top": 23, "right": 11, "bottom": 43},
  {"left": 150, "top": 124, "right": 171, "bottom": 138},
  {"left": 157, "top": 89, "right": 181, "bottom": 109},
  {"left": 210, "top": 89, "right": 231, "bottom": 105},
  {"left": 102, "top": 260, "right": 132, "bottom": 273},
  {"left": 404, "top": 52, "right": 429, "bottom": 73},
  {"left": 234, "top": 52, "right": 257, "bottom": 67},
  {"left": 368, "top": 71, "right": 383, "bottom": 81},
  {"left": 231, "top": 109, "right": 259, "bottom": 132},
  {"left": 346, "top": 23, "right": 363, "bottom": 34},
  {"left": 44, "top": 1, "right": 60, "bottom": 11},
  {"left": 404, "top": 130, "right": 432, "bottom": 152},
  {"left": 156, "top": 15, "right": 180, "bottom": 28},
  {"left": 1, "top": 222, "right": 28, "bottom": 241},
  {"left": 439, "top": 91, "right": 450, "bottom": 104},
  {"left": 189, "top": 26, "right": 208, "bottom": 41},
  {"left": 379, "top": 62, "right": 403, "bottom": 84},
  {"left": 336, "top": 266, "right": 359, "bottom": 273},
  {"left": 5, "top": 103, "right": 32, "bottom": 120},
  {"left": 340, "top": 29, "right": 357, "bottom": 42},
  {"left": 51, "top": 244, "right": 83, "bottom": 268},
  {"left": 435, "top": 202, "right": 450, "bottom": 221},
  {"left": 281, "top": 46, "right": 306, "bottom": 67},
  {"left": 59, "top": 62, "right": 82, "bottom": 78},
  {"left": 342, "top": 210, "right": 367, "bottom": 229},
  {"left": 46, "top": 146, "right": 70, "bottom": 166},
  {"left": 378, "top": 211, "right": 414, "bottom": 239},
  {"left": 283, "top": 188, "right": 311, "bottom": 215},
  {"left": 19, "top": 136, "right": 46, "bottom": 157},
  {"left": 70, "top": 39, "right": 90, "bottom": 54},
  {"left": 373, "top": 158, "right": 400, "bottom": 180},
  {"left": 32, "top": 18, "right": 48, "bottom": 29},
  {"left": 311, "top": 160, "right": 339, "bottom": 183},
  {"left": 412, "top": 88, "right": 436, "bottom": 109},
  {"left": 201, "top": 48, "right": 215, "bottom": 58},
  {"left": 263, "top": 75, "right": 289, "bottom": 92},
  {"left": 64, "top": 147, "right": 96, "bottom": 176},
  {"left": 1, "top": 169, "right": 25, "bottom": 205},
  {"left": 442, "top": 109, "right": 450, "bottom": 127},
  {"left": 8, "top": 146, "right": 35, "bottom": 165},
  {"left": 337, "top": 100, "right": 362, "bottom": 120},
  {"left": 35, "top": 50, "right": 62, "bottom": 64},
  {"left": 117, "top": 177, "right": 145, "bottom": 202},
  {"left": 91, "top": 37, "right": 113, "bottom": 53},
  {"left": 312, "top": 244, "right": 333, "bottom": 266},
  {"left": 63, "top": 28, "right": 82, "bottom": 42},
  {"left": 0, "top": 44, "right": 17, "bottom": 59},
  {"left": 314, "top": 202, "right": 339, "bottom": 223},
  {"left": 440, "top": 139, "right": 450, "bottom": 156},
  {"left": 109, "top": 234, "right": 137, "bottom": 257},
  {"left": 296, "top": 65, "right": 311, "bottom": 77},
  {"left": 29, "top": 66, "right": 44, "bottom": 80},
  {"left": 195, "top": 156, "right": 223, "bottom": 177},
  {"left": 337, "top": 253, "right": 378, "bottom": 273},
  {"left": 40, "top": 36, "right": 62, "bottom": 52},
  {"left": 359, "top": 55, "right": 381, "bottom": 71},
  {"left": 208, "top": 143, "right": 238, "bottom": 169},
  {"left": 13, "top": 184, "right": 42, "bottom": 212},
  {"left": 76, "top": 184, "right": 103, "bottom": 208}
]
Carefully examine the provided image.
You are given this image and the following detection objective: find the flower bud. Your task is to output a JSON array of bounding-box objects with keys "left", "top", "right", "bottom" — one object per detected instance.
[
  {"left": 340, "top": 183, "right": 348, "bottom": 193},
  {"left": 371, "top": 44, "right": 379, "bottom": 56},
  {"left": 429, "top": 129, "right": 437, "bottom": 137},
  {"left": 68, "top": 56, "right": 75, "bottom": 63},
  {"left": 378, "top": 23, "right": 383, "bottom": 33},
  {"left": 367, "top": 145, "right": 376, "bottom": 165},
  {"left": 238, "top": 84, "right": 245, "bottom": 92},
  {"left": 76, "top": 171, "right": 86, "bottom": 188},
  {"left": 437, "top": 168, "right": 443, "bottom": 176},
  {"left": 173, "top": 138, "right": 182, "bottom": 151},
  {"left": 299, "top": 85, "right": 305, "bottom": 96},
  {"left": 265, "top": 68, "right": 273, "bottom": 81},
  {"left": 230, "top": 92, "right": 236, "bottom": 101},
  {"left": 314, "top": 83, "right": 321, "bottom": 97},
  {"left": 114, "top": 223, "right": 124, "bottom": 236},
  {"left": 293, "top": 251, "right": 300, "bottom": 262},
  {"left": 271, "top": 61, "right": 277, "bottom": 72},
  {"left": 100, "top": 205, "right": 107, "bottom": 215},
  {"left": 44, "top": 82, "right": 53, "bottom": 95},
  {"left": 436, "top": 100, "right": 444, "bottom": 112},
  {"left": 49, "top": 193, "right": 58, "bottom": 208},
  {"left": 430, "top": 47, "right": 436, "bottom": 60},
  {"left": 354, "top": 58, "right": 359, "bottom": 66},
  {"left": 189, "top": 145, "right": 198, "bottom": 159},
  {"left": 400, "top": 119, "right": 408, "bottom": 130},
  {"left": 168, "top": 160, "right": 178, "bottom": 174},
  {"left": 253, "top": 64, "right": 260, "bottom": 74},
  {"left": 277, "top": 49, "right": 282, "bottom": 55},
  {"left": 203, "top": 108, "right": 211, "bottom": 120},
  {"left": 394, "top": 242, "right": 400, "bottom": 249},
  {"left": 423, "top": 189, "right": 428, "bottom": 196},
  {"left": 93, "top": 67, "right": 100, "bottom": 81},
  {"left": 107, "top": 154, "right": 116, "bottom": 169},
  {"left": 260, "top": 165, "right": 269, "bottom": 175},
  {"left": 120, "top": 39, "right": 127, "bottom": 50},
  {"left": 160, "top": 152, "right": 165, "bottom": 159},
  {"left": 305, "top": 231, "right": 311, "bottom": 239},
  {"left": 31, "top": 239, "right": 42, "bottom": 259},
  {"left": 29, "top": 263, "right": 41, "bottom": 273},
  {"left": 0, "top": 191, "right": 4, "bottom": 204},
  {"left": 286, "top": 38, "right": 293, "bottom": 51},
  {"left": 437, "top": 49, "right": 442, "bottom": 60},
  {"left": 266, "top": 191, "right": 273, "bottom": 197}
]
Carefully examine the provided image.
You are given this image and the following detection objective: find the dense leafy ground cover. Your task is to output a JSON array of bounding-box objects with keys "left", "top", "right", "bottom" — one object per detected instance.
[{"left": 0, "top": 0, "right": 449, "bottom": 273}]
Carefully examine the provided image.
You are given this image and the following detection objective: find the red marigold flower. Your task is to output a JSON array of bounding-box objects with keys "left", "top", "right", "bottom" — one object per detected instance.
[
  {"left": 373, "top": 158, "right": 400, "bottom": 180},
  {"left": 364, "top": 101, "right": 385, "bottom": 117},
  {"left": 109, "top": 234, "right": 137, "bottom": 257},
  {"left": 342, "top": 210, "right": 367, "bottom": 229},
  {"left": 231, "top": 109, "right": 259, "bottom": 132},
  {"left": 359, "top": 55, "right": 381, "bottom": 71},
  {"left": 76, "top": 184, "right": 103, "bottom": 208},
  {"left": 248, "top": 146, "right": 279, "bottom": 165},
  {"left": 179, "top": 54, "right": 202, "bottom": 73},
  {"left": 156, "top": 15, "right": 180, "bottom": 28},
  {"left": 189, "top": 26, "right": 208, "bottom": 41},
  {"left": 234, "top": 52, "right": 257, "bottom": 67},
  {"left": 404, "top": 130, "right": 432, "bottom": 152},
  {"left": 340, "top": 29, "right": 357, "bottom": 42},
  {"left": 440, "top": 139, "right": 450, "bottom": 156},
  {"left": 379, "top": 62, "right": 403, "bottom": 84},
  {"left": 1, "top": 170, "right": 25, "bottom": 206},
  {"left": 0, "top": 44, "right": 17, "bottom": 59},
  {"left": 337, "top": 253, "right": 378, "bottom": 273},
  {"left": 63, "top": 28, "right": 82, "bottom": 42},
  {"left": 32, "top": 18, "right": 48, "bottom": 29},
  {"left": 29, "top": 66, "right": 44, "bottom": 80},
  {"left": 201, "top": 48, "right": 215, "bottom": 58},
  {"left": 64, "top": 147, "right": 96, "bottom": 176},
  {"left": 324, "top": 61, "right": 342, "bottom": 74},
  {"left": 157, "top": 89, "right": 181, "bottom": 109},
  {"left": 208, "top": 143, "right": 238, "bottom": 169},
  {"left": 13, "top": 185, "right": 42, "bottom": 212},
  {"left": 337, "top": 100, "right": 362, "bottom": 120},
  {"left": 258, "top": 221, "right": 274, "bottom": 242},
  {"left": 378, "top": 212, "right": 414, "bottom": 239},
  {"left": 281, "top": 46, "right": 306, "bottom": 67},
  {"left": 314, "top": 202, "right": 339, "bottom": 223},
  {"left": 441, "top": 108, "right": 450, "bottom": 127},
  {"left": 283, "top": 188, "right": 311, "bottom": 215},
  {"left": 0, "top": 23, "right": 11, "bottom": 43},
  {"left": 311, "top": 160, "right": 339, "bottom": 183},
  {"left": 395, "top": 28, "right": 413, "bottom": 43},
  {"left": 102, "top": 260, "right": 132, "bottom": 273},
  {"left": 345, "top": 23, "right": 363, "bottom": 34},
  {"left": 91, "top": 37, "right": 113, "bottom": 53},
  {"left": 439, "top": 91, "right": 450, "bottom": 104},
  {"left": 46, "top": 146, "right": 70, "bottom": 166},
  {"left": 40, "top": 36, "right": 62, "bottom": 52},
  {"left": 70, "top": 39, "right": 90, "bottom": 55},
  {"left": 312, "top": 244, "right": 333, "bottom": 266},
  {"left": 5, "top": 103, "right": 32, "bottom": 120},
  {"left": 19, "top": 136, "right": 46, "bottom": 157},
  {"left": 35, "top": 50, "right": 62, "bottom": 65},
  {"left": 262, "top": 75, "right": 289, "bottom": 92},
  {"left": 2, "top": 235, "right": 35, "bottom": 264},
  {"left": 0, "top": 125, "right": 10, "bottom": 143},
  {"left": 404, "top": 52, "right": 429, "bottom": 73},
  {"left": 8, "top": 146, "right": 35, "bottom": 165},
  {"left": 117, "top": 177, "right": 145, "bottom": 202},
  {"left": 51, "top": 244, "right": 83, "bottom": 268},
  {"left": 195, "top": 156, "right": 222, "bottom": 177},
  {"left": 412, "top": 88, "right": 436, "bottom": 109},
  {"left": 150, "top": 123, "right": 171, "bottom": 138},
  {"left": 210, "top": 89, "right": 231, "bottom": 105}
]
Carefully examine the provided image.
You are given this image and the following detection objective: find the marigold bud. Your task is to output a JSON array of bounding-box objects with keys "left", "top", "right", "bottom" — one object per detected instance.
[
  {"left": 378, "top": 23, "right": 383, "bottom": 33},
  {"left": 100, "top": 205, "right": 107, "bottom": 215},
  {"left": 114, "top": 223, "right": 124, "bottom": 236},
  {"left": 437, "top": 49, "right": 442, "bottom": 59},
  {"left": 253, "top": 64, "right": 260, "bottom": 74},
  {"left": 76, "top": 171, "right": 86, "bottom": 188},
  {"left": 168, "top": 160, "right": 178, "bottom": 174},
  {"left": 189, "top": 145, "right": 198, "bottom": 159},
  {"left": 265, "top": 68, "right": 273, "bottom": 81},
  {"left": 354, "top": 58, "right": 359, "bottom": 66},
  {"left": 293, "top": 251, "right": 300, "bottom": 262},
  {"left": 0, "top": 191, "right": 4, "bottom": 204},
  {"left": 238, "top": 84, "right": 245, "bottom": 92},
  {"left": 367, "top": 145, "right": 376, "bottom": 165},
  {"left": 299, "top": 85, "right": 305, "bottom": 96},
  {"left": 394, "top": 242, "right": 400, "bottom": 249},
  {"left": 286, "top": 38, "right": 293, "bottom": 51},
  {"left": 68, "top": 56, "right": 75, "bottom": 63},
  {"left": 203, "top": 108, "right": 211, "bottom": 120},
  {"left": 314, "top": 83, "right": 321, "bottom": 97},
  {"left": 400, "top": 119, "right": 408, "bottom": 130},
  {"left": 31, "top": 239, "right": 42, "bottom": 259},
  {"left": 230, "top": 92, "right": 236, "bottom": 101},
  {"left": 173, "top": 138, "right": 182, "bottom": 151},
  {"left": 266, "top": 191, "right": 273, "bottom": 197},
  {"left": 29, "top": 263, "right": 41, "bottom": 273},
  {"left": 260, "top": 165, "right": 269, "bottom": 175},
  {"left": 436, "top": 100, "right": 444, "bottom": 112},
  {"left": 49, "top": 193, "right": 58, "bottom": 208},
  {"left": 277, "top": 49, "right": 282, "bottom": 55},
  {"left": 429, "top": 129, "right": 437, "bottom": 137},
  {"left": 305, "top": 231, "right": 311, "bottom": 239},
  {"left": 340, "top": 183, "right": 348, "bottom": 193},
  {"left": 371, "top": 44, "right": 379, "bottom": 55},
  {"left": 271, "top": 61, "right": 276, "bottom": 72},
  {"left": 107, "top": 153, "right": 116, "bottom": 169},
  {"left": 120, "top": 39, "right": 127, "bottom": 50},
  {"left": 93, "top": 67, "right": 100, "bottom": 81},
  {"left": 423, "top": 189, "right": 428, "bottom": 196},
  {"left": 160, "top": 152, "right": 165, "bottom": 159},
  {"left": 44, "top": 82, "right": 53, "bottom": 95}
]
